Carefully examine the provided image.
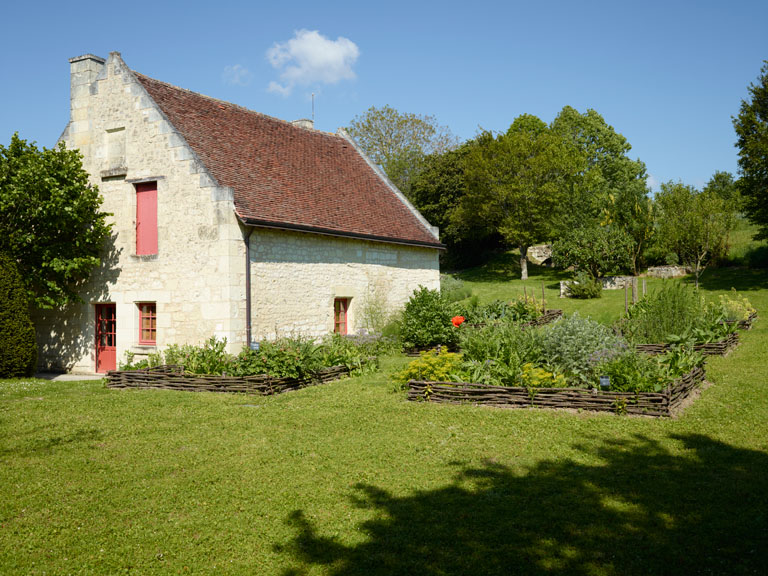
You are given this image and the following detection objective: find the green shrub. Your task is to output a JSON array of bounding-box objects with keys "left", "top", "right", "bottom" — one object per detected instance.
[
  {"left": 596, "top": 351, "right": 667, "bottom": 393},
  {"left": 440, "top": 274, "right": 472, "bottom": 303},
  {"left": 400, "top": 287, "right": 459, "bottom": 349},
  {"left": 392, "top": 349, "right": 464, "bottom": 388},
  {"left": 619, "top": 282, "right": 734, "bottom": 344},
  {"left": 717, "top": 290, "right": 756, "bottom": 322},
  {"left": 567, "top": 271, "right": 603, "bottom": 299},
  {"left": 453, "top": 296, "right": 542, "bottom": 325},
  {"left": 552, "top": 225, "right": 633, "bottom": 278},
  {"left": 540, "top": 314, "right": 628, "bottom": 385},
  {"left": 0, "top": 253, "right": 37, "bottom": 377}
]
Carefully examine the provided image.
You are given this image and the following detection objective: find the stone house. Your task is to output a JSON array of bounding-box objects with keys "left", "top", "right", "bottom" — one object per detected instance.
[{"left": 34, "top": 52, "right": 442, "bottom": 373}]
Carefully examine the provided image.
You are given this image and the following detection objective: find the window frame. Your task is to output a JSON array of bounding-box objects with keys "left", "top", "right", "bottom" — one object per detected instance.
[
  {"left": 334, "top": 298, "right": 350, "bottom": 335},
  {"left": 137, "top": 302, "right": 157, "bottom": 345}
]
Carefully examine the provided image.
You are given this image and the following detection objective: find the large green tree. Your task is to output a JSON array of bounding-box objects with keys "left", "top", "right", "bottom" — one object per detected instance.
[
  {"left": 733, "top": 61, "right": 768, "bottom": 240},
  {"left": 0, "top": 134, "right": 111, "bottom": 309},
  {"left": 347, "top": 105, "right": 459, "bottom": 197},
  {"left": 655, "top": 182, "right": 732, "bottom": 288},
  {"left": 551, "top": 106, "right": 649, "bottom": 229},
  {"left": 453, "top": 115, "right": 584, "bottom": 279}
]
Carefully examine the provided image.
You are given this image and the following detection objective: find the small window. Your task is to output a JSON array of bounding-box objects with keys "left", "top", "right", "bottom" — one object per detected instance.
[
  {"left": 138, "top": 303, "right": 157, "bottom": 345},
  {"left": 334, "top": 298, "right": 350, "bottom": 335},
  {"left": 136, "top": 182, "right": 158, "bottom": 255}
]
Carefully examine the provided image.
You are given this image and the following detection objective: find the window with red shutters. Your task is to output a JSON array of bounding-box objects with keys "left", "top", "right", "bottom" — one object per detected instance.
[
  {"left": 136, "top": 182, "right": 158, "bottom": 255},
  {"left": 334, "top": 298, "right": 349, "bottom": 335},
  {"left": 138, "top": 302, "right": 157, "bottom": 345}
]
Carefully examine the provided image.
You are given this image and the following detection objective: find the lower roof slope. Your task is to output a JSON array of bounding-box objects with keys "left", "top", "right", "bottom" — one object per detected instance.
[{"left": 135, "top": 73, "right": 442, "bottom": 249}]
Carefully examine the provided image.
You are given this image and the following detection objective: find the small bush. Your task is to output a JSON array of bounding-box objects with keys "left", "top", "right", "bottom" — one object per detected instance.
[
  {"left": 540, "top": 314, "right": 628, "bottom": 385},
  {"left": 596, "top": 351, "right": 667, "bottom": 393},
  {"left": 440, "top": 274, "right": 472, "bottom": 303},
  {"left": 392, "top": 349, "right": 464, "bottom": 388},
  {"left": 400, "top": 287, "right": 459, "bottom": 349},
  {"left": 718, "top": 290, "right": 756, "bottom": 322},
  {"left": 0, "top": 253, "right": 37, "bottom": 377},
  {"left": 567, "top": 271, "right": 602, "bottom": 299}
]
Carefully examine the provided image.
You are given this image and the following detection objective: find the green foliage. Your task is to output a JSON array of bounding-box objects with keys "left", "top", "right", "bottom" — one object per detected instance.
[
  {"left": 567, "top": 271, "right": 603, "bottom": 300},
  {"left": 551, "top": 106, "right": 649, "bottom": 232},
  {"left": 0, "top": 133, "right": 112, "bottom": 309},
  {"left": 551, "top": 225, "right": 633, "bottom": 278},
  {"left": 520, "top": 363, "right": 567, "bottom": 388},
  {"left": 346, "top": 105, "right": 459, "bottom": 197},
  {"left": 655, "top": 181, "right": 733, "bottom": 288},
  {"left": 400, "top": 287, "right": 459, "bottom": 349},
  {"left": 454, "top": 296, "right": 542, "bottom": 325},
  {"left": 733, "top": 60, "right": 768, "bottom": 240},
  {"left": 596, "top": 351, "right": 668, "bottom": 393},
  {"left": 440, "top": 274, "right": 472, "bottom": 303},
  {"left": 0, "top": 253, "right": 37, "bottom": 377},
  {"left": 392, "top": 349, "right": 464, "bottom": 388},
  {"left": 619, "top": 283, "right": 736, "bottom": 345},
  {"left": 453, "top": 115, "right": 585, "bottom": 279},
  {"left": 120, "top": 334, "right": 379, "bottom": 379},
  {"left": 540, "top": 314, "right": 628, "bottom": 385},
  {"left": 717, "top": 290, "right": 756, "bottom": 322}
]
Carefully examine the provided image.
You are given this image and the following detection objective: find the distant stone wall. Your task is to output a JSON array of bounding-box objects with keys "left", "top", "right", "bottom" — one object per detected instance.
[
  {"left": 559, "top": 275, "right": 635, "bottom": 298},
  {"left": 646, "top": 266, "right": 690, "bottom": 279}
]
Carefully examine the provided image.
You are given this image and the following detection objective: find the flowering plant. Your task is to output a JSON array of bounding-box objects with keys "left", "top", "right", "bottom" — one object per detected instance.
[{"left": 451, "top": 316, "right": 465, "bottom": 327}]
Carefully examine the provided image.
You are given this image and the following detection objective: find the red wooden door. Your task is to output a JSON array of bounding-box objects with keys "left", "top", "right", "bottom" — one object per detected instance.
[{"left": 95, "top": 304, "right": 117, "bottom": 372}]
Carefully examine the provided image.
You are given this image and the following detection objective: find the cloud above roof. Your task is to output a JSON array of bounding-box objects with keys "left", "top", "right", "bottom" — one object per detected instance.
[
  {"left": 222, "top": 64, "right": 253, "bottom": 86},
  {"left": 267, "top": 29, "right": 359, "bottom": 96}
]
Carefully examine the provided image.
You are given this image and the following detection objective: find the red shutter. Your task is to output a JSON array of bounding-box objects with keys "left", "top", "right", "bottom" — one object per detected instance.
[{"left": 136, "top": 182, "right": 157, "bottom": 255}]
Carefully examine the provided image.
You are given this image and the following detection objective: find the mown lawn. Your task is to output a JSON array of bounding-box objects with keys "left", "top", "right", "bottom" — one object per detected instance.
[{"left": 2, "top": 265, "right": 767, "bottom": 575}]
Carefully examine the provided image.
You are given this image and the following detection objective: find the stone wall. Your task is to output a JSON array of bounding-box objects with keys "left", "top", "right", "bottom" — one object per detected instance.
[{"left": 250, "top": 229, "right": 439, "bottom": 340}]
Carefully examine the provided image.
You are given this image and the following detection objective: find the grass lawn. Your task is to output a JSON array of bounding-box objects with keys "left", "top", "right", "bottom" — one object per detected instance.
[{"left": 2, "top": 265, "right": 768, "bottom": 575}]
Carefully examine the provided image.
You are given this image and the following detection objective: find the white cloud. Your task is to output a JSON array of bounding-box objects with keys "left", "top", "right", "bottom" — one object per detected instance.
[
  {"left": 267, "top": 29, "right": 359, "bottom": 96},
  {"left": 647, "top": 173, "right": 659, "bottom": 192},
  {"left": 222, "top": 64, "right": 253, "bottom": 86}
]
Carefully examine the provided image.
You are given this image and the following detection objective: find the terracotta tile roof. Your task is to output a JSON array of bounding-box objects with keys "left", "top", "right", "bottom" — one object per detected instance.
[{"left": 134, "top": 73, "right": 442, "bottom": 249}]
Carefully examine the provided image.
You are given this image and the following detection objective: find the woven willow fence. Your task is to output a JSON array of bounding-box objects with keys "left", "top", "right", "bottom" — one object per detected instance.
[
  {"left": 106, "top": 363, "right": 363, "bottom": 395},
  {"left": 407, "top": 365, "right": 706, "bottom": 417},
  {"left": 726, "top": 311, "right": 758, "bottom": 331},
  {"left": 635, "top": 332, "right": 739, "bottom": 357}
]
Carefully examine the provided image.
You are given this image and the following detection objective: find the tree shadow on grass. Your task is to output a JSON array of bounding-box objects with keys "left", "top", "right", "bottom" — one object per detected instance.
[
  {"left": 696, "top": 267, "right": 768, "bottom": 293},
  {"left": 280, "top": 434, "right": 767, "bottom": 575}
]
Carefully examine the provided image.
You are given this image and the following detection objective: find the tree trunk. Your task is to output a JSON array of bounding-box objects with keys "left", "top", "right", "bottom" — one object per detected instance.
[{"left": 519, "top": 245, "right": 529, "bottom": 280}]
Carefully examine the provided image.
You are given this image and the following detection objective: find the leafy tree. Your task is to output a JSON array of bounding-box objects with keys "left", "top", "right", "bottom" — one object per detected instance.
[
  {"left": 347, "top": 105, "right": 459, "bottom": 197},
  {"left": 0, "top": 134, "right": 111, "bottom": 308},
  {"left": 453, "top": 115, "right": 584, "bottom": 279},
  {"left": 603, "top": 185, "right": 655, "bottom": 275},
  {"left": 733, "top": 61, "right": 768, "bottom": 240},
  {"left": 551, "top": 106, "right": 648, "bottom": 229},
  {"left": 0, "top": 252, "right": 37, "bottom": 377},
  {"left": 551, "top": 225, "right": 634, "bottom": 279},
  {"left": 655, "top": 182, "right": 732, "bottom": 288},
  {"left": 703, "top": 171, "right": 741, "bottom": 250}
]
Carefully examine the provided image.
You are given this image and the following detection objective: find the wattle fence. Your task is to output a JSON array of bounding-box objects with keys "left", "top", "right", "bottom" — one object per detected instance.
[{"left": 407, "top": 366, "right": 706, "bottom": 417}]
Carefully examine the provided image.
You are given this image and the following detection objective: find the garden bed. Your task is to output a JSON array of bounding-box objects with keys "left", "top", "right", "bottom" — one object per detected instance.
[
  {"left": 635, "top": 332, "right": 739, "bottom": 356},
  {"left": 406, "top": 310, "right": 564, "bottom": 356},
  {"left": 406, "top": 365, "right": 706, "bottom": 417},
  {"left": 106, "top": 362, "right": 364, "bottom": 395},
  {"left": 726, "top": 311, "right": 758, "bottom": 330}
]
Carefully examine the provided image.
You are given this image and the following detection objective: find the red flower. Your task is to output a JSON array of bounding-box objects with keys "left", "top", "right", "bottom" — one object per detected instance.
[{"left": 451, "top": 316, "right": 465, "bottom": 327}]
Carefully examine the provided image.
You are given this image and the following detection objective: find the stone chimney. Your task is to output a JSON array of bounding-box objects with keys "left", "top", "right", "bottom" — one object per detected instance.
[
  {"left": 291, "top": 118, "right": 314, "bottom": 130},
  {"left": 68, "top": 54, "right": 106, "bottom": 149}
]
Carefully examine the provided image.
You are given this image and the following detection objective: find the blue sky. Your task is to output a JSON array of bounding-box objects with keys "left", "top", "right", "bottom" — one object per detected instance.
[{"left": 1, "top": 0, "right": 766, "bottom": 191}]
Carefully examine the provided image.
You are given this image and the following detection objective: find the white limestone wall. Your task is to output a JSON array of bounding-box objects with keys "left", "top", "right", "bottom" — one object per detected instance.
[
  {"left": 249, "top": 229, "right": 440, "bottom": 340},
  {"left": 35, "top": 53, "right": 245, "bottom": 372}
]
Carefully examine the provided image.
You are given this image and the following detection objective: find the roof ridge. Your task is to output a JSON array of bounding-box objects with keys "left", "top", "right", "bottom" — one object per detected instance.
[{"left": 132, "top": 71, "right": 340, "bottom": 139}]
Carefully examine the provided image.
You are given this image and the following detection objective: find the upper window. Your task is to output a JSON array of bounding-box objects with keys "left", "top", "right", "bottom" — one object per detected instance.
[
  {"left": 138, "top": 302, "right": 157, "bottom": 345},
  {"left": 136, "top": 182, "right": 158, "bottom": 255},
  {"left": 334, "top": 298, "right": 350, "bottom": 335}
]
